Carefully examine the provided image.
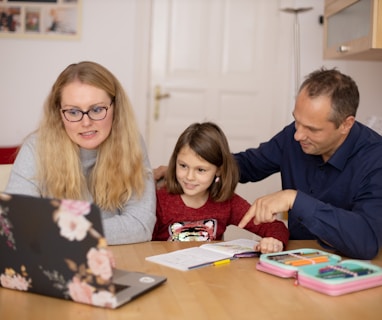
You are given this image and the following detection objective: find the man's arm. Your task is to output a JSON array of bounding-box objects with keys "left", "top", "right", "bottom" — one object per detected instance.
[{"left": 290, "top": 190, "right": 382, "bottom": 260}]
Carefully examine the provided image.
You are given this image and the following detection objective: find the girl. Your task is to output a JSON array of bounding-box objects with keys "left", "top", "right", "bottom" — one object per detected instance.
[{"left": 153, "top": 122, "right": 289, "bottom": 253}]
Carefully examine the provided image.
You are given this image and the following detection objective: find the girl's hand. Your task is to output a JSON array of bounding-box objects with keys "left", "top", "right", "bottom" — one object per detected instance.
[{"left": 255, "top": 237, "right": 283, "bottom": 254}]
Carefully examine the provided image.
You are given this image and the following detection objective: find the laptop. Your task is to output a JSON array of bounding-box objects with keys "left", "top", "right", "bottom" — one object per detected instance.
[{"left": 0, "top": 193, "right": 166, "bottom": 309}]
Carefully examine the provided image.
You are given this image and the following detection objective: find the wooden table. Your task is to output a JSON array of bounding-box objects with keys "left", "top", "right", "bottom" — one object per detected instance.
[{"left": 1, "top": 240, "right": 381, "bottom": 319}]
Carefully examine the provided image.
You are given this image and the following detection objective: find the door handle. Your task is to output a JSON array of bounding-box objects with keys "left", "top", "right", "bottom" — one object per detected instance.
[{"left": 154, "top": 86, "right": 170, "bottom": 120}]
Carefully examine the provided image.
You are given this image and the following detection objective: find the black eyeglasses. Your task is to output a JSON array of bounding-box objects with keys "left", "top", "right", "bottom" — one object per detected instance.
[{"left": 61, "top": 100, "right": 114, "bottom": 122}]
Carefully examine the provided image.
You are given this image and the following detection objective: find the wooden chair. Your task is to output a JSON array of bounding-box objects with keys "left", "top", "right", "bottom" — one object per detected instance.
[
  {"left": 0, "top": 164, "right": 12, "bottom": 191},
  {"left": 0, "top": 146, "right": 18, "bottom": 191}
]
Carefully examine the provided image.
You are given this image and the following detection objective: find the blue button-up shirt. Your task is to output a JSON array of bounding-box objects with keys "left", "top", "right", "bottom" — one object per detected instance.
[{"left": 235, "top": 121, "right": 382, "bottom": 259}]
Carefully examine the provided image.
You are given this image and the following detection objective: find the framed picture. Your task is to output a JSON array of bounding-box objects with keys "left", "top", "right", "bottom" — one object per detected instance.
[{"left": 0, "top": 0, "right": 81, "bottom": 39}]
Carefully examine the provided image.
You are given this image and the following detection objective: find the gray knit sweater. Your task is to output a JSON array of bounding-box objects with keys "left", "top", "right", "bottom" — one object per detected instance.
[{"left": 5, "top": 133, "right": 156, "bottom": 245}]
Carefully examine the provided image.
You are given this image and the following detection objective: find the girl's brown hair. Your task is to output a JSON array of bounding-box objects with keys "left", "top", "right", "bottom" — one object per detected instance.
[{"left": 166, "top": 122, "right": 239, "bottom": 202}]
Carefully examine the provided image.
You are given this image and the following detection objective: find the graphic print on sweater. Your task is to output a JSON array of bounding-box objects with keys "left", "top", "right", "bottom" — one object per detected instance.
[{"left": 169, "top": 219, "right": 217, "bottom": 241}]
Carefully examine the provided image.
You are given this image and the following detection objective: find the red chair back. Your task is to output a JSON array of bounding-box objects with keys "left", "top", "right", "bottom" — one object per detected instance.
[{"left": 0, "top": 146, "right": 19, "bottom": 164}]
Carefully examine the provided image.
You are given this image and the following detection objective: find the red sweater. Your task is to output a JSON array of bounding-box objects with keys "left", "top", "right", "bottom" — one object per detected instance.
[{"left": 153, "top": 188, "right": 289, "bottom": 247}]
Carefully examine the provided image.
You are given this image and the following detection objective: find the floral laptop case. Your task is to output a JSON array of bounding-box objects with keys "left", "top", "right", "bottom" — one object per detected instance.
[
  {"left": 256, "top": 248, "right": 382, "bottom": 296},
  {"left": 0, "top": 193, "right": 166, "bottom": 308}
]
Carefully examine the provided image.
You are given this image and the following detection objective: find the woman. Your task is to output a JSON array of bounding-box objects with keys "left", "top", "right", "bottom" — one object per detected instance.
[{"left": 5, "top": 61, "right": 156, "bottom": 245}]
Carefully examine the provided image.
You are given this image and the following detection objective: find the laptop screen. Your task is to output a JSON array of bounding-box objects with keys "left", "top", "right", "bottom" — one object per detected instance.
[{"left": 0, "top": 193, "right": 123, "bottom": 307}]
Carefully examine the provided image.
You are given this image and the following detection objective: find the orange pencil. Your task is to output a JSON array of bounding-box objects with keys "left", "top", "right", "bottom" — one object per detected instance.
[{"left": 285, "top": 256, "right": 329, "bottom": 266}]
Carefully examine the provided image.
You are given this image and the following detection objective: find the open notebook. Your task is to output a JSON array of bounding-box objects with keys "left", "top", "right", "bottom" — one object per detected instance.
[{"left": 0, "top": 193, "right": 166, "bottom": 309}]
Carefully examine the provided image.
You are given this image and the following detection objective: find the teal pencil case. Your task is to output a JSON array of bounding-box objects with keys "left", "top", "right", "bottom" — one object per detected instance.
[{"left": 256, "top": 248, "right": 382, "bottom": 296}]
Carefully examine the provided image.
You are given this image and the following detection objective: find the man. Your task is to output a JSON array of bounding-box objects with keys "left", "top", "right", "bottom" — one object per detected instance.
[
  {"left": 154, "top": 68, "right": 382, "bottom": 259},
  {"left": 236, "top": 67, "right": 382, "bottom": 259}
]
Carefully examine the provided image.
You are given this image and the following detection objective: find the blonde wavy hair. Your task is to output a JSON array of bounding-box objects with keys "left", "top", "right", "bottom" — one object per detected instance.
[{"left": 36, "top": 61, "right": 145, "bottom": 211}]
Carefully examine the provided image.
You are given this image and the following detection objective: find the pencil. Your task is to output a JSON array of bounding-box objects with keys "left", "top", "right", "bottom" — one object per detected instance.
[
  {"left": 285, "top": 256, "right": 329, "bottom": 266},
  {"left": 213, "top": 259, "right": 231, "bottom": 266}
]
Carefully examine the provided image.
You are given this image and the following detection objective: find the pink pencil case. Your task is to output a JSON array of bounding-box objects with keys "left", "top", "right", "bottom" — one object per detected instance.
[{"left": 256, "top": 248, "right": 382, "bottom": 296}]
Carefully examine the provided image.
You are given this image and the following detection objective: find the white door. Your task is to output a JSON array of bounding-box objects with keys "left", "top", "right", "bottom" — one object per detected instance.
[{"left": 147, "top": 0, "right": 294, "bottom": 202}]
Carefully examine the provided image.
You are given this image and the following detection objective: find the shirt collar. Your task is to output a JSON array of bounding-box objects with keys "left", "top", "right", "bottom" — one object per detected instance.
[{"left": 327, "top": 121, "right": 360, "bottom": 171}]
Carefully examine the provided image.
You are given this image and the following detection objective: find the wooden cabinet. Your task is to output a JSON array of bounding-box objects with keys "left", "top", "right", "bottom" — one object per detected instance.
[{"left": 324, "top": 0, "right": 382, "bottom": 60}]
